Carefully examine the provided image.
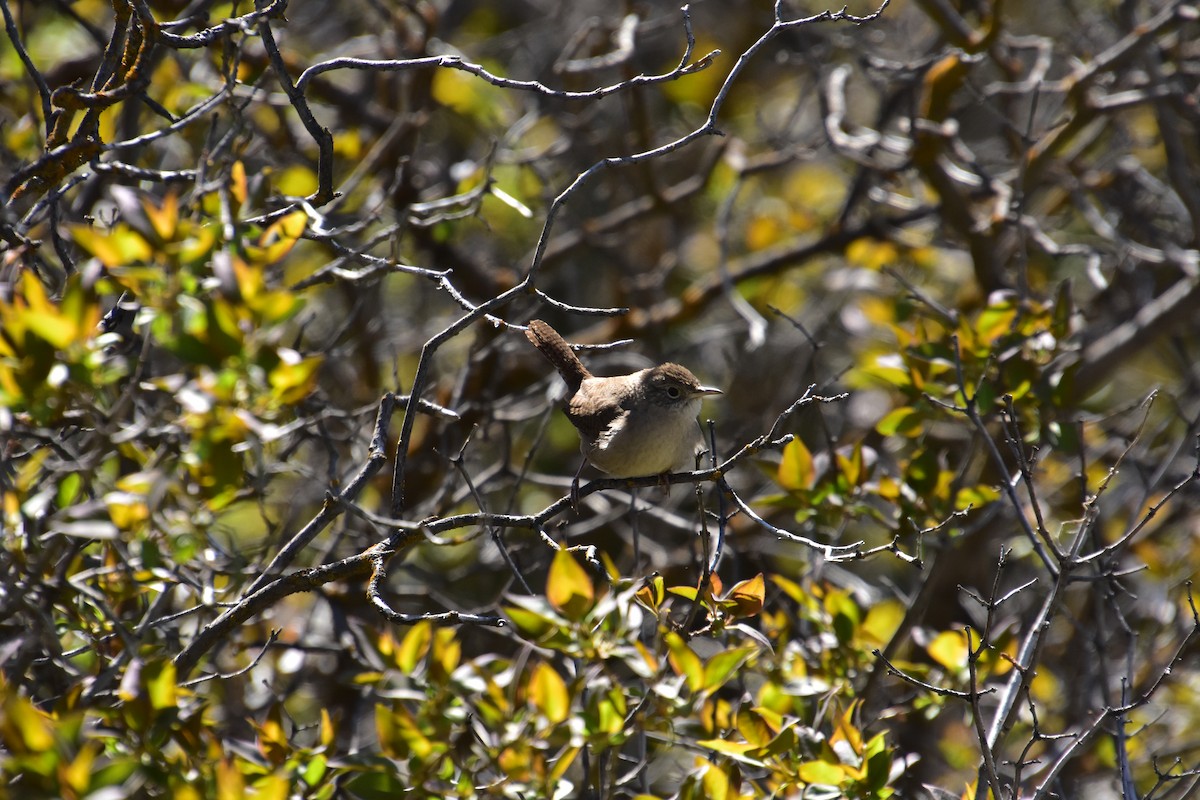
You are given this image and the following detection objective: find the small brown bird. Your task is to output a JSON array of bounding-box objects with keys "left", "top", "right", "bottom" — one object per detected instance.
[{"left": 525, "top": 319, "right": 721, "bottom": 481}]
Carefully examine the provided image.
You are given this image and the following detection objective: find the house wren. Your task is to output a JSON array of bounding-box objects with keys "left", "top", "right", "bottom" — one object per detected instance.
[{"left": 525, "top": 319, "right": 721, "bottom": 479}]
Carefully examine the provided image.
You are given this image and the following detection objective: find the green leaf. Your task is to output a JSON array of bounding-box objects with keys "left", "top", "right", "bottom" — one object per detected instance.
[
  {"left": 798, "top": 759, "right": 846, "bottom": 786},
  {"left": 504, "top": 604, "right": 558, "bottom": 640},
  {"left": 665, "top": 632, "right": 704, "bottom": 693},
  {"left": 703, "top": 646, "right": 756, "bottom": 693},
  {"left": 146, "top": 660, "right": 178, "bottom": 711},
  {"left": 825, "top": 590, "right": 861, "bottom": 645},
  {"left": 24, "top": 310, "right": 77, "bottom": 349},
  {"left": 864, "top": 733, "right": 893, "bottom": 792},
  {"left": 635, "top": 574, "right": 665, "bottom": 613},
  {"left": 343, "top": 770, "right": 408, "bottom": 800},
  {"left": 876, "top": 406, "right": 923, "bottom": 436},
  {"left": 302, "top": 753, "right": 328, "bottom": 786}
]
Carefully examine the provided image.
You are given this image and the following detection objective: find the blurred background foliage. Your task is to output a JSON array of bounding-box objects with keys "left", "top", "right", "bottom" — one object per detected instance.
[{"left": 2, "top": 0, "right": 1199, "bottom": 798}]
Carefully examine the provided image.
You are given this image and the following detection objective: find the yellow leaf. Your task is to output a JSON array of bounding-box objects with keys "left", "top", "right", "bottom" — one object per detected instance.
[
  {"left": 1030, "top": 669, "right": 1061, "bottom": 705},
  {"left": 105, "top": 490, "right": 150, "bottom": 530},
  {"left": 146, "top": 660, "right": 177, "bottom": 711},
  {"left": 230, "top": 160, "right": 248, "bottom": 206},
  {"left": 528, "top": 662, "right": 570, "bottom": 724},
  {"left": 635, "top": 573, "right": 664, "bottom": 613},
  {"left": 216, "top": 757, "right": 246, "bottom": 800},
  {"left": 736, "top": 708, "right": 774, "bottom": 747},
  {"left": 745, "top": 213, "right": 784, "bottom": 251},
  {"left": 274, "top": 164, "right": 318, "bottom": 197},
  {"left": 395, "top": 621, "right": 432, "bottom": 673},
  {"left": 836, "top": 444, "right": 863, "bottom": 486},
  {"left": 23, "top": 311, "right": 77, "bottom": 349},
  {"left": 798, "top": 759, "right": 846, "bottom": 785},
  {"left": 955, "top": 484, "right": 999, "bottom": 510},
  {"left": 549, "top": 746, "right": 580, "bottom": 784},
  {"left": 665, "top": 632, "right": 704, "bottom": 693},
  {"left": 1, "top": 685, "right": 54, "bottom": 751},
  {"left": 830, "top": 700, "right": 863, "bottom": 755},
  {"left": 845, "top": 238, "right": 899, "bottom": 270},
  {"left": 255, "top": 711, "right": 290, "bottom": 766},
  {"left": 784, "top": 163, "right": 847, "bottom": 218},
  {"left": 777, "top": 437, "right": 815, "bottom": 491},
  {"left": 143, "top": 192, "right": 179, "bottom": 240},
  {"left": 432, "top": 68, "right": 481, "bottom": 115},
  {"left": 975, "top": 300, "right": 1018, "bottom": 345},
  {"left": 70, "top": 224, "right": 153, "bottom": 267},
  {"left": 430, "top": 627, "right": 461, "bottom": 675},
  {"left": 431, "top": 66, "right": 515, "bottom": 124},
  {"left": 546, "top": 548, "right": 594, "bottom": 620},
  {"left": 700, "top": 756, "right": 732, "bottom": 800},
  {"left": 861, "top": 599, "right": 905, "bottom": 646},
  {"left": 928, "top": 629, "right": 969, "bottom": 672},
  {"left": 269, "top": 354, "right": 322, "bottom": 405},
  {"left": 319, "top": 708, "right": 335, "bottom": 748},
  {"left": 725, "top": 573, "right": 765, "bottom": 617},
  {"left": 62, "top": 743, "right": 99, "bottom": 792},
  {"left": 256, "top": 210, "right": 307, "bottom": 263}
]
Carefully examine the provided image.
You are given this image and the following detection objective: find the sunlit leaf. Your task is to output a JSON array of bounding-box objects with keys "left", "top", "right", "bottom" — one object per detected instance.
[
  {"left": 824, "top": 590, "right": 860, "bottom": 645},
  {"left": 230, "top": 160, "right": 248, "bottom": 207},
  {"left": 846, "top": 238, "right": 899, "bottom": 270},
  {"left": 876, "top": 405, "right": 923, "bottom": 436},
  {"left": 778, "top": 438, "right": 815, "bottom": 491},
  {"left": 146, "top": 660, "right": 178, "bottom": 711},
  {"left": 319, "top": 708, "right": 336, "bottom": 749},
  {"left": 665, "top": 632, "right": 704, "bottom": 693},
  {"left": 549, "top": 746, "right": 580, "bottom": 784},
  {"left": 798, "top": 759, "right": 845, "bottom": 785},
  {"left": 1, "top": 685, "right": 54, "bottom": 752},
  {"left": 274, "top": 164, "right": 318, "bottom": 197},
  {"left": 216, "top": 757, "right": 246, "bottom": 800},
  {"left": 861, "top": 599, "right": 905, "bottom": 646},
  {"left": 724, "top": 573, "right": 765, "bottom": 618},
  {"left": 504, "top": 603, "right": 559, "bottom": 641},
  {"left": 736, "top": 708, "right": 774, "bottom": 747},
  {"left": 71, "top": 224, "right": 154, "bottom": 267},
  {"left": 396, "top": 621, "right": 432, "bottom": 674},
  {"left": 143, "top": 192, "right": 179, "bottom": 241},
  {"left": 928, "top": 630, "right": 969, "bottom": 672},
  {"left": 528, "top": 662, "right": 570, "bottom": 724},
  {"left": 831, "top": 701, "right": 863, "bottom": 756},
  {"left": 546, "top": 548, "right": 594, "bottom": 620},
  {"left": 255, "top": 210, "right": 308, "bottom": 263},
  {"left": 635, "top": 573, "right": 664, "bottom": 613},
  {"left": 703, "top": 646, "right": 756, "bottom": 693},
  {"left": 975, "top": 298, "right": 1018, "bottom": 345},
  {"left": 699, "top": 755, "right": 733, "bottom": 799},
  {"left": 955, "top": 484, "right": 999, "bottom": 510},
  {"left": 23, "top": 310, "right": 77, "bottom": 349}
]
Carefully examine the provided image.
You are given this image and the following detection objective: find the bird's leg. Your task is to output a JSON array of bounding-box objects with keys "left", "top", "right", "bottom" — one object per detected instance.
[
  {"left": 570, "top": 459, "right": 587, "bottom": 509},
  {"left": 630, "top": 487, "right": 641, "bottom": 568}
]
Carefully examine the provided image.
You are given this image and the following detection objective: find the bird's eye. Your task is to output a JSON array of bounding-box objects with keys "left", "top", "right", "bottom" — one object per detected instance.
[{"left": 667, "top": 386, "right": 682, "bottom": 399}]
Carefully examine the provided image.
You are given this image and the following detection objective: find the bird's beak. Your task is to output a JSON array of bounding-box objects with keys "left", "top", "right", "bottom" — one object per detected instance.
[{"left": 695, "top": 385, "right": 723, "bottom": 396}]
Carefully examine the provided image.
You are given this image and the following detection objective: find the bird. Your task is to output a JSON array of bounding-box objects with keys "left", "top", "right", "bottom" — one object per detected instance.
[{"left": 524, "top": 319, "right": 721, "bottom": 488}]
